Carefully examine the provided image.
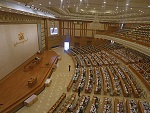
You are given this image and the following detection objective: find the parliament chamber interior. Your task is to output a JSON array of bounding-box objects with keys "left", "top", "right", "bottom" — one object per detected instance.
[{"left": 0, "top": 0, "right": 150, "bottom": 113}]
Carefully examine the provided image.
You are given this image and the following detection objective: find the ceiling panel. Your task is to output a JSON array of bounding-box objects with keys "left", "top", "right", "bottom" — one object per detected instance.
[{"left": 0, "top": 0, "right": 150, "bottom": 23}]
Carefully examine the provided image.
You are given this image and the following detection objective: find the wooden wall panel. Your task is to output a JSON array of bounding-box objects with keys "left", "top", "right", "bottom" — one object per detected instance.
[
  {"left": 47, "top": 20, "right": 121, "bottom": 49},
  {"left": 0, "top": 24, "right": 39, "bottom": 80}
]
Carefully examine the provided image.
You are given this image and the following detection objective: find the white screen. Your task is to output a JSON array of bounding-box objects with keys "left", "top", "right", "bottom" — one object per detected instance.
[
  {"left": 50, "top": 28, "right": 58, "bottom": 35},
  {"left": 64, "top": 42, "right": 69, "bottom": 51}
]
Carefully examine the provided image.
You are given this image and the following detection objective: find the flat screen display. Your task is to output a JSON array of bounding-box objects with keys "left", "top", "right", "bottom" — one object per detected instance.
[
  {"left": 64, "top": 42, "right": 69, "bottom": 51},
  {"left": 50, "top": 28, "right": 58, "bottom": 35}
]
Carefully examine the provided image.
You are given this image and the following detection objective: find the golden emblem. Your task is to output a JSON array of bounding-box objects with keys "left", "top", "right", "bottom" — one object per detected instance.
[
  {"left": 18, "top": 32, "right": 24, "bottom": 40},
  {"left": 14, "top": 32, "right": 28, "bottom": 47}
]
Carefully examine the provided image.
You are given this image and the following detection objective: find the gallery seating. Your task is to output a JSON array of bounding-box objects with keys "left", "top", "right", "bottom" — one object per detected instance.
[{"left": 109, "top": 25, "right": 150, "bottom": 47}]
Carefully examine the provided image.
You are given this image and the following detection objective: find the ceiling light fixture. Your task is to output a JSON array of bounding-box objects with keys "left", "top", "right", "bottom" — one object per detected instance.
[
  {"left": 126, "top": 4, "right": 129, "bottom": 5},
  {"left": 148, "top": 6, "right": 150, "bottom": 7},
  {"left": 104, "top": 2, "right": 106, "bottom": 3}
]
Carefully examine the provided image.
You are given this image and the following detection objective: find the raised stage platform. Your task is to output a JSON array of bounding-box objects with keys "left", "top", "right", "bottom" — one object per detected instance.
[{"left": 0, "top": 50, "right": 58, "bottom": 113}]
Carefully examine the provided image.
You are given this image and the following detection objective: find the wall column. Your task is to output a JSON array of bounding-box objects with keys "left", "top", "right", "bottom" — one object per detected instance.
[{"left": 37, "top": 23, "right": 42, "bottom": 50}]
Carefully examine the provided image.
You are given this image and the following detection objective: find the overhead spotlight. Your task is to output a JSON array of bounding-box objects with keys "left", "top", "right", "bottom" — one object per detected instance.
[
  {"left": 148, "top": 6, "right": 150, "bottom": 7},
  {"left": 104, "top": 2, "right": 106, "bottom": 3},
  {"left": 126, "top": 4, "right": 129, "bottom": 5}
]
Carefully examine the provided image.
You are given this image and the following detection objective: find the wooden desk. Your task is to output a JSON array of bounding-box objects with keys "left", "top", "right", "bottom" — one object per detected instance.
[
  {"left": 60, "top": 94, "right": 76, "bottom": 113},
  {"left": 119, "top": 65, "right": 139, "bottom": 98},
  {"left": 67, "top": 79, "right": 73, "bottom": 92},
  {"left": 113, "top": 66, "right": 129, "bottom": 97},
  {"left": 101, "top": 67, "right": 107, "bottom": 95},
  {"left": 48, "top": 93, "right": 66, "bottom": 113},
  {"left": 107, "top": 67, "right": 117, "bottom": 95},
  {"left": 138, "top": 100, "right": 150, "bottom": 113},
  {"left": 129, "top": 64, "right": 150, "bottom": 91},
  {"left": 89, "top": 96, "right": 99, "bottom": 113},
  {"left": 24, "top": 57, "right": 42, "bottom": 71}
]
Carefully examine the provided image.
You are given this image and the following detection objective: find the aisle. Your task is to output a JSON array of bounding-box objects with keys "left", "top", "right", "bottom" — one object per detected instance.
[{"left": 17, "top": 47, "right": 75, "bottom": 113}]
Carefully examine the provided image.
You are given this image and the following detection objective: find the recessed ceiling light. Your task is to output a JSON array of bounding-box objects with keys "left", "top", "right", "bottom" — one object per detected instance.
[
  {"left": 2, "top": 10, "right": 4, "bottom": 11},
  {"left": 130, "top": 8, "right": 132, "bottom": 9},
  {"left": 116, "top": 7, "right": 118, "bottom": 8},
  {"left": 39, "top": 4, "right": 41, "bottom": 5},
  {"left": 148, "top": 6, "right": 150, "bottom": 7},
  {"left": 126, "top": 4, "right": 129, "bottom": 5},
  {"left": 104, "top": 2, "right": 106, "bottom": 3},
  {"left": 94, "top": 8, "right": 95, "bottom": 9},
  {"left": 0, "top": 7, "right": 1, "bottom": 8},
  {"left": 49, "top": 2, "right": 51, "bottom": 4},
  {"left": 18, "top": 2, "right": 20, "bottom": 4}
]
